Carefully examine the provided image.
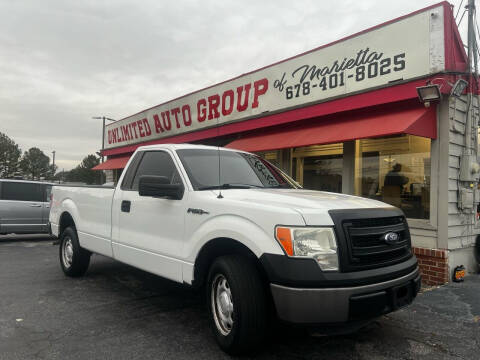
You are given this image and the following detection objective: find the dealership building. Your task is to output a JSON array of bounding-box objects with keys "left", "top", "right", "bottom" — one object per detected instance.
[{"left": 95, "top": 2, "right": 479, "bottom": 284}]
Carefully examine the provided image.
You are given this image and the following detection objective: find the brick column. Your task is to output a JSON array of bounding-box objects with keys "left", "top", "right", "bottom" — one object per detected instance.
[{"left": 412, "top": 247, "right": 449, "bottom": 285}]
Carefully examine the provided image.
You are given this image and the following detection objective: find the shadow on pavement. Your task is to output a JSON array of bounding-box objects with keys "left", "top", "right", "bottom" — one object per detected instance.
[{"left": 0, "top": 234, "right": 55, "bottom": 243}]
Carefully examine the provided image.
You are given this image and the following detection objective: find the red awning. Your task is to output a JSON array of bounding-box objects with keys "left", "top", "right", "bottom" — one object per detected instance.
[
  {"left": 226, "top": 106, "right": 436, "bottom": 152},
  {"left": 92, "top": 156, "right": 130, "bottom": 170}
]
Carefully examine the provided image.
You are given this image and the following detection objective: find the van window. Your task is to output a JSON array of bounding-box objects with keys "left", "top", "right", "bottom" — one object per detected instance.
[
  {"left": 0, "top": 182, "right": 43, "bottom": 202},
  {"left": 45, "top": 185, "right": 52, "bottom": 202}
]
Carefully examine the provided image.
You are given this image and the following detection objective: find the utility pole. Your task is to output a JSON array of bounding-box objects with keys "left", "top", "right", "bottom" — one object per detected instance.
[
  {"left": 466, "top": 0, "right": 476, "bottom": 74},
  {"left": 92, "top": 116, "right": 116, "bottom": 163},
  {"left": 52, "top": 150, "right": 56, "bottom": 173},
  {"left": 458, "top": 0, "right": 479, "bottom": 210},
  {"left": 461, "top": 0, "right": 477, "bottom": 164}
]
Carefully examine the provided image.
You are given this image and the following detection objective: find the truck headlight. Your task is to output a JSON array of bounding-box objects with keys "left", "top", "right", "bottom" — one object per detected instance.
[{"left": 275, "top": 226, "right": 338, "bottom": 271}]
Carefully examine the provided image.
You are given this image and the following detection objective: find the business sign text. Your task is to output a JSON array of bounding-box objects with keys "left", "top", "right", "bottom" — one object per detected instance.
[{"left": 105, "top": 5, "right": 445, "bottom": 149}]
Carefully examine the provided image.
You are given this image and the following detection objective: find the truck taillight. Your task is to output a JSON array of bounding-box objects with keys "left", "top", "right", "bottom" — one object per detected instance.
[{"left": 50, "top": 193, "right": 53, "bottom": 203}]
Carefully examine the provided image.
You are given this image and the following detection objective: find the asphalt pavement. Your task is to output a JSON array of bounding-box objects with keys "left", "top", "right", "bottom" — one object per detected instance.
[{"left": 0, "top": 236, "right": 478, "bottom": 360}]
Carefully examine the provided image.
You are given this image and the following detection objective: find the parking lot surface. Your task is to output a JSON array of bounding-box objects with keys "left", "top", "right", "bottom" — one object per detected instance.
[{"left": 0, "top": 236, "right": 478, "bottom": 360}]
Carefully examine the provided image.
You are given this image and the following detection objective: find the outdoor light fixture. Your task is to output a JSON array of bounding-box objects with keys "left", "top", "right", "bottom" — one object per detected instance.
[
  {"left": 452, "top": 265, "right": 465, "bottom": 282},
  {"left": 416, "top": 84, "right": 442, "bottom": 104},
  {"left": 450, "top": 79, "right": 468, "bottom": 98}
]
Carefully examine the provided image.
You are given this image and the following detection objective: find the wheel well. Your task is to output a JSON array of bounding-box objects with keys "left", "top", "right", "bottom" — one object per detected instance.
[
  {"left": 59, "top": 212, "right": 76, "bottom": 236},
  {"left": 193, "top": 238, "right": 267, "bottom": 289}
]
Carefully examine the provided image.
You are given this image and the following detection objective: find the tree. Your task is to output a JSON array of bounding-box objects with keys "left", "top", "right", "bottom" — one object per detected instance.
[
  {"left": 66, "top": 154, "right": 101, "bottom": 184},
  {"left": 80, "top": 154, "right": 100, "bottom": 171},
  {"left": 0, "top": 132, "right": 21, "bottom": 178},
  {"left": 20, "top": 147, "right": 50, "bottom": 180}
]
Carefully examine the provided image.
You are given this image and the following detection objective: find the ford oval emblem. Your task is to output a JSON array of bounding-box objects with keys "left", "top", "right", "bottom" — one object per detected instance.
[{"left": 382, "top": 232, "right": 400, "bottom": 244}]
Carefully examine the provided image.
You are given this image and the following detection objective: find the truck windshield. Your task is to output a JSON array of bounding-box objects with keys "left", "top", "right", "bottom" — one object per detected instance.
[{"left": 176, "top": 149, "right": 301, "bottom": 190}]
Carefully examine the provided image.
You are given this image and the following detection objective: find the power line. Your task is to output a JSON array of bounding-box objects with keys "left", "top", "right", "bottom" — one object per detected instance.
[
  {"left": 458, "top": 9, "right": 468, "bottom": 27},
  {"left": 456, "top": 0, "right": 465, "bottom": 20}
]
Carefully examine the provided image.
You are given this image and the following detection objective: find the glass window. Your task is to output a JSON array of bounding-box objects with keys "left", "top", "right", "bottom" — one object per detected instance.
[
  {"left": 303, "top": 155, "right": 343, "bottom": 193},
  {"left": 292, "top": 143, "right": 344, "bottom": 193},
  {"left": 177, "top": 149, "right": 299, "bottom": 190},
  {"left": 44, "top": 185, "right": 52, "bottom": 202},
  {"left": 1, "top": 182, "right": 43, "bottom": 202},
  {"left": 114, "top": 168, "right": 124, "bottom": 184},
  {"left": 121, "top": 152, "right": 143, "bottom": 190},
  {"left": 256, "top": 149, "right": 292, "bottom": 175},
  {"left": 355, "top": 135, "right": 431, "bottom": 219},
  {"left": 256, "top": 151, "right": 279, "bottom": 167},
  {"left": 131, "top": 151, "right": 180, "bottom": 191}
]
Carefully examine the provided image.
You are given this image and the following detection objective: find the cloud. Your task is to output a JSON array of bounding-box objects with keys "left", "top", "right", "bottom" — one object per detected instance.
[{"left": 0, "top": 0, "right": 467, "bottom": 169}]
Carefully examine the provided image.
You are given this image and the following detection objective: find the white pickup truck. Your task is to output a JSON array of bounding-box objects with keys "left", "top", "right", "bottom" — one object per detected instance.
[{"left": 49, "top": 144, "right": 420, "bottom": 354}]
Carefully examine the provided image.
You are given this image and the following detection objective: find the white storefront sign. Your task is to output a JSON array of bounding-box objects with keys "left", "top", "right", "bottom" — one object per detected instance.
[{"left": 104, "top": 5, "right": 445, "bottom": 149}]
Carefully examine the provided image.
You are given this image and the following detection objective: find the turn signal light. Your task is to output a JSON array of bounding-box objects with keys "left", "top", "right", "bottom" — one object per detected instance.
[{"left": 276, "top": 227, "right": 293, "bottom": 256}]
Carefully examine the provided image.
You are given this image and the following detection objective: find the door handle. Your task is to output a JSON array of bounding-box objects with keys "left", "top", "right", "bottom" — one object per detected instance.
[
  {"left": 30, "top": 204, "right": 42, "bottom": 207},
  {"left": 121, "top": 200, "right": 131, "bottom": 213}
]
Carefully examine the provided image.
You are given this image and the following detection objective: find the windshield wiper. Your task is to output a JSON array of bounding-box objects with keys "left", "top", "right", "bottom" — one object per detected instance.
[{"left": 198, "top": 183, "right": 263, "bottom": 190}]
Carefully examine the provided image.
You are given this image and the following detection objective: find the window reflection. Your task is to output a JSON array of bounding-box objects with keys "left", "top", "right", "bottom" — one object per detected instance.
[
  {"left": 355, "top": 135, "right": 430, "bottom": 219},
  {"left": 303, "top": 155, "right": 343, "bottom": 193}
]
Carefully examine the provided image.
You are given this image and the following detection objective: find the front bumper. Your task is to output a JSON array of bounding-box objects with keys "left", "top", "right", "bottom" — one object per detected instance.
[{"left": 270, "top": 267, "right": 420, "bottom": 324}]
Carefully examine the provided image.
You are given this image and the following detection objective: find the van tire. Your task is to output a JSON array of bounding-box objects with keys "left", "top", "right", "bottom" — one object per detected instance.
[
  {"left": 59, "top": 226, "right": 91, "bottom": 277},
  {"left": 207, "top": 255, "right": 267, "bottom": 354}
]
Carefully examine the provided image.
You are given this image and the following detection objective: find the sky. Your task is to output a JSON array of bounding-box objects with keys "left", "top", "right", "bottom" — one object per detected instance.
[{"left": 0, "top": 0, "right": 471, "bottom": 170}]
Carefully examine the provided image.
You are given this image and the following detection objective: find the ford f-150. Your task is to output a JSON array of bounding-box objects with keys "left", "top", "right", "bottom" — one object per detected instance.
[{"left": 49, "top": 144, "right": 420, "bottom": 354}]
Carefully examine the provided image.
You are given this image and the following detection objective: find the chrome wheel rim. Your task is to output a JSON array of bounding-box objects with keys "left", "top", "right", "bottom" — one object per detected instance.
[
  {"left": 211, "top": 274, "right": 234, "bottom": 335},
  {"left": 62, "top": 236, "right": 74, "bottom": 268}
]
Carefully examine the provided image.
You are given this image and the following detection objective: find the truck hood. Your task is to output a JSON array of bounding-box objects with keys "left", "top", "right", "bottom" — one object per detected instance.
[{"left": 219, "top": 188, "right": 394, "bottom": 226}]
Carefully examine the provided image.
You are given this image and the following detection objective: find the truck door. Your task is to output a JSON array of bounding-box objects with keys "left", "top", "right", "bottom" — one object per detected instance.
[
  {"left": 113, "top": 150, "right": 187, "bottom": 282},
  {"left": 0, "top": 181, "right": 44, "bottom": 234}
]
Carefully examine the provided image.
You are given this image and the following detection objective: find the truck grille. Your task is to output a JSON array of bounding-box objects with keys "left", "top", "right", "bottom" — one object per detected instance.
[{"left": 329, "top": 209, "right": 412, "bottom": 272}]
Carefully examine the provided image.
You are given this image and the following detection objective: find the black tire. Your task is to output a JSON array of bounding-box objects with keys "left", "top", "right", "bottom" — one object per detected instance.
[
  {"left": 59, "top": 226, "right": 91, "bottom": 277},
  {"left": 206, "top": 255, "right": 268, "bottom": 354}
]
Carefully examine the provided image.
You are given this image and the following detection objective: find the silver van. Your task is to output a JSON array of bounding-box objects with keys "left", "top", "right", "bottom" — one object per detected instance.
[{"left": 0, "top": 180, "right": 53, "bottom": 235}]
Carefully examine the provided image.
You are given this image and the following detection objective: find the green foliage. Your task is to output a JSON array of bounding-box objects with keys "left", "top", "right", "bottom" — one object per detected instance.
[
  {"left": 20, "top": 147, "right": 50, "bottom": 180},
  {"left": 66, "top": 154, "right": 102, "bottom": 184},
  {"left": 0, "top": 132, "right": 21, "bottom": 178}
]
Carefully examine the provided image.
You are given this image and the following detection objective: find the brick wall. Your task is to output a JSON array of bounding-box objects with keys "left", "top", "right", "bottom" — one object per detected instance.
[{"left": 413, "top": 247, "right": 449, "bottom": 285}]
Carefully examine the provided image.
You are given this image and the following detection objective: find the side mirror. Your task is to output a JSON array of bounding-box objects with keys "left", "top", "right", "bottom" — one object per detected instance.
[{"left": 138, "top": 175, "right": 184, "bottom": 200}]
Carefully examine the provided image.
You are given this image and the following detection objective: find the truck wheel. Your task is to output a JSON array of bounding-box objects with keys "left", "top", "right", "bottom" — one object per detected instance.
[
  {"left": 59, "top": 226, "right": 91, "bottom": 277},
  {"left": 207, "top": 255, "right": 267, "bottom": 354}
]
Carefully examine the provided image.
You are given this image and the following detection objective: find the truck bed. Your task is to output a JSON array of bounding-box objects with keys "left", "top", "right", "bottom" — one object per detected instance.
[{"left": 51, "top": 185, "right": 115, "bottom": 256}]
